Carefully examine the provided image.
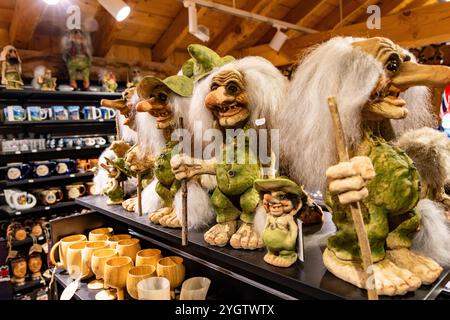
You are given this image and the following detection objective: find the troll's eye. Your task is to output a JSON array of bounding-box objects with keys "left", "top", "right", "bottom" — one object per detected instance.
[
  {"left": 386, "top": 55, "right": 400, "bottom": 73},
  {"left": 210, "top": 83, "right": 219, "bottom": 91},
  {"left": 158, "top": 93, "right": 168, "bottom": 102},
  {"left": 278, "top": 193, "right": 286, "bottom": 200},
  {"left": 226, "top": 82, "right": 239, "bottom": 94}
]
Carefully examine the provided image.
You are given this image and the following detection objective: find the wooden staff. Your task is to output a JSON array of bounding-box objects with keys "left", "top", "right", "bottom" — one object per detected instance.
[
  {"left": 327, "top": 97, "right": 378, "bottom": 300},
  {"left": 179, "top": 117, "right": 188, "bottom": 246},
  {"left": 137, "top": 172, "right": 143, "bottom": 216}
]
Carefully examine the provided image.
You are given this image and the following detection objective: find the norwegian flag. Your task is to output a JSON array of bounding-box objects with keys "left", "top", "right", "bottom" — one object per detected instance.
[{"left": 441, "top": 85, "right": 450, "bottom": 119}]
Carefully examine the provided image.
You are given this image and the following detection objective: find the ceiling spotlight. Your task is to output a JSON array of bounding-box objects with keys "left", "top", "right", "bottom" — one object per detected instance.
[
  {"left": 98, "top": 0, "right": 131, "bottom": 22},
  {"left": 43, "top": 0, "right": 60, "bottom": 5},
  {"left": 185, "top": 0, "right": 210, "bottom": 42},
  {"left": 269, "top": 25, "right": 288, "bottom": 52}
]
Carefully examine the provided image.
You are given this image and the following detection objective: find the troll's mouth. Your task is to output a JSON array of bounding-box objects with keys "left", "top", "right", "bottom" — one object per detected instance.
[{"left": 365, "top": 86, "right": 407, "bottom": 120}]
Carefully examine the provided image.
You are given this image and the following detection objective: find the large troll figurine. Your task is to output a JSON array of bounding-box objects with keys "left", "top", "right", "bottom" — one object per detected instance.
[
  {"left": 172, "top": 57, "right": 288, "bottom": 249},
  {"left": 281, "top": 36, "right": 450, "bottom": 296},
  {"left": 0, "top": 45, "right": 23, "bottom": 89},
  {"left": 62, "top": 29, "right": 92, "bottom": 90}
]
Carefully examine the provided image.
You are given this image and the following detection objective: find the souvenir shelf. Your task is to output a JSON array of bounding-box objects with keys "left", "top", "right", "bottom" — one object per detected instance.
[
  {"left": 74, "top": 195, "right": 450, "bottom": 300},
  {"left": 0, "top": 172, "right": 93, "bottom": 188},
  {"left": 0, "top": 201, "right": 78, "bottom": 218}
]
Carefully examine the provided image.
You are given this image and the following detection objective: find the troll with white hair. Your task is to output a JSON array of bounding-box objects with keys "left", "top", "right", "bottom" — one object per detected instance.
[
  {"left": 171, "top": 56, "right": 289, "bottom": 250},
  {"left": 1, "top": 45, "right": 23, "bottom": 89},
  {"left": 281, "top": 36, "right": 450, "bottom": 296},
  {"left": 135, "top": 45, "right": 229, "bottom": 229}
]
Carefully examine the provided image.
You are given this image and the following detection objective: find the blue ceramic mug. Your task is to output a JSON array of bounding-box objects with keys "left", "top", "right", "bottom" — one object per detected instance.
[
  {"left": 67, "top": 106, "right": 80, "bottom": 120},
  {"left": 6, "top": 162, "right": 32, "bottom": 181},
  {"left": 33, "top": 161, "right": 56, "bottom": 178},
  {"left": 52, "top": 106, "right": 68, "bottom": 121},
  {"left": 100, "top": 107, "right": 117, "bottom": 120},
  {"left": 54, "top": 159, "right": 76, "bottom": 175},
  {"left": 6, "top": 106, "right": 27, "bottom": 122},
  {"left": 26, "top": 106, "right": 48, "bottom": 121},
  {"left": 82, "top": 106, "right": 101, "bottom": 120}
]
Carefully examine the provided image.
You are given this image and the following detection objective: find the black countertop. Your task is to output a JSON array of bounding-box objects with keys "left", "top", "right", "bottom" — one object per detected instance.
[{"left": 76, "top": 195, "right": 450, "bottom": 300}]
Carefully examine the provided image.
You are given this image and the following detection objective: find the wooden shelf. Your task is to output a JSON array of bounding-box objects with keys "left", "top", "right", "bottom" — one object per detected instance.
[{"left": 76, "top": 195, "right": 450, "bottom": 300}]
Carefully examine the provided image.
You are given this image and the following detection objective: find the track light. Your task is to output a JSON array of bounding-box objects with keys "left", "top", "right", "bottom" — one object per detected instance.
[
  {"left": 98, "top": 0, "right": 131, "bottom": 22},
  {"left": 269, "top": 25, "right": 288, "bottom": 52},
  {"left": 43, "top": 0, "right": 60, "bottom": 5},
  {"left": 184, "top": 0, "right": 210, "bottom": 42}
]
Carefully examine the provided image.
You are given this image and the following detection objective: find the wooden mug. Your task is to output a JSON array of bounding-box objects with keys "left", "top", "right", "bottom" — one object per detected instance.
[
  {"left": 66, "top": 241, "right": 92, "bottom": 280},
  {"left": 136, "top": 249, "right": 162, "bottom": 268},
  {"left": 126, "top": 265, "right": 156, "bottom": 299},
  {"left": 156, "top": 256, "right": 185, "bottom": 290},
  {"left": 116, "top": 238, "right": 141, "bottom": 264},
  {"left": 82, "top": 241, "right": 108, "bottom": 274},
  {"left": 89, "top": 227, "right": 113, "bottom": 241},
  {"left": 49, "top": 234, "right": 87, "bottom": 270},
  {"left": 107, "top": 234, "right": 132, "bottom": 249},
  {"left": 91, "top": 248, "right": 118, "bottom": 281},
  {"left": 104, "top": 256, "right": 133, "bottom": 300}
]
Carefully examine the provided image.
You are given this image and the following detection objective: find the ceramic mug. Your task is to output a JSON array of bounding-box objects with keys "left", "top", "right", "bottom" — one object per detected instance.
[
  {"left": 65, "top": 184, "right": 86, "bottom": 199},
  {"left": 88, "top": 158, "right": 99, "bottom": 168},
  {"left": 49, "top": 234, "right": 87, "bottom": 270},
  {"left": 76, "top": 159, "right": 90, "bottom": 173},
  {"left": 55, "top": 159, "right": 76, "bottom": 175},
  {"left": 66, "top": 241, "right": 93, "bottom": 280},
  {"left": 6, "top": 106, "right": 26, "bottom": 122},
  {"left": 89, "top": 227, "right": 113, "bottom": 241},
  {"left": 33, "top": 161, "right": 56, "bottom": 178},
  {"left": 6, "top": 162, "right": 32, "bottom": 181},
  {"left": 82, "top": 106, "right": 101, "bottom": 120},
  {"left": 4, "top": 189, "right": 37, "bottom": 210},
  {"left": 86, "top": 182, "right": 97, "bottom": 195},
  {"left": 67, "top": 106, "right": 80, "bottom": 120},
  {"left": 38, "top": 188, "right": 63, "bottom": 205},
  {"left": 95, "top": 137, "right": 107, "bottom": 146},
  {"left": 26, "top": 106, "right": 48, "bottom": 121},
  {"left": 116, "top": 238, "right": 141, "bottom": 264},
  {"left": 51, "top": 106, "right": 68, "bottom": 121},
  {"left": 83, "top": 137, "right": 96, "bottom": 147},
  {"left": 100, "top": 107, "right": 117, "bottom": 120}
]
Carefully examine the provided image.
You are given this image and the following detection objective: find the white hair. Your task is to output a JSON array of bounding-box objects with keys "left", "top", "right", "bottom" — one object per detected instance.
[
  {"left": 188, "top": 56, "right": 288, "bottom": 149},
  {"left": 280, "top": 37, "right": 436, "bottom": 193}
]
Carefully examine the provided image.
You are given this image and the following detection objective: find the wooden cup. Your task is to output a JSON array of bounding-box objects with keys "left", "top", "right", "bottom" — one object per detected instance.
[
  {"left": 49, "top": 234, "right": 87, "bottom": 270},
  {"left": 126, "top": 265, "right": 156, "bottom": 299},
  {"left": 89, "top": 227, "right": 113, "bottom": 241},
  {"left": 156, "top": 256, "right": 185, "bottom": 290},
  {"left": 66, "top": 241, "right": 92, "bottom": 280},
  {"left": 91, "top": 248, "right": 118, "bottom": 281},
  {"left": 104, "top": 256, "right": 133, "bottom": 300},
  {"left": 137, "top": 277, "right": 171, "bottom": 300},
  {"left": 82, "top": 241, "right": 108, "bottom": 274},
  {"left": 135, "top": 249, "right": 162, "bottom": 268},
  {"left": 180, "top": 277, "right": 211, "bottom": 300},
  {"left": 107, "top": 234, "right": 132, "bottom": 249},
  {"left": 116, "top": 238, "right": 141, "bottom": 264}
]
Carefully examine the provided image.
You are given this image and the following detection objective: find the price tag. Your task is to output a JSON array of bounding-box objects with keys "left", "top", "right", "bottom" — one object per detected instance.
[
  {"left": 99, "top": 119, "right": 104, "bottom": 122},
  {"left": 15, "top": 212, "right": 21, "bottom": 216},
  {"left": 31, "top": 149, "right": 37, "bottom": 153},
  {"left": 28, "top": 179, "right": 34, "bottom": 183},
  {"left": 70, "top": 174, "right": 75, "bottom": 178},
  {"left": 15, "top": 151, "right": 21, "bottom": 154},
  {"left": 75, "top": 146, "right": 81, "bottom": 150},
  {"left": 296, "top": 218, "right": 305, "bottom": 263},
  {"left": 56, "top": 147, "right": 62, "bottom": 151},
  {"left": 95, "top": 145, "right": 100, "bottom": 148},
  {"left": 44, "top": 206, "right": 50, "bottom": 210},
  {"left": 38, "top": 236, "right": 44, "bottom": 241}
]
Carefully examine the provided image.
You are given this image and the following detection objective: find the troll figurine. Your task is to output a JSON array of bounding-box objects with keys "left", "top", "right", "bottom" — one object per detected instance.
[
  {"left": 62, "top": 29, "right": 92, "bottom": 90},
  {"left": 32, "top": 66, "right": 57, "bottom": 91},
  {"left": 0, "top": 45, "right": 23, "bottom": 89},
  {"left": 101, "top": 70, "right": 118, "bottom": 93}
]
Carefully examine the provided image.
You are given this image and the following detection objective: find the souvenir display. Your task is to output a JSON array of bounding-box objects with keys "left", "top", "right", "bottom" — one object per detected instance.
[
  {"left": 0, "top": 45, "right": 23, "bottom": 89},
  {"left": 279, "top": 36, "right": 450, "bottom": 296},
  {"left": 61, "top": 29, "right": 92, "bottom": 90},
  {"left": 32, "top": 66, "right": 57, "bottom": 91}
]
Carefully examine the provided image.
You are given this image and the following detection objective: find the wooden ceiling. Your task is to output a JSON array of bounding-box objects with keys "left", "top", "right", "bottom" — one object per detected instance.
[{"left": 0, "top": 0, "right": 446, "bottom": 80}]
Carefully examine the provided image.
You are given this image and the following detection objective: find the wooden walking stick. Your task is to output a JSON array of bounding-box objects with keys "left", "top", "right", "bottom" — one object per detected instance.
[
  {"left": 327, "top": 97, "right": 378, "bottom": 300},
  {"left": 137, "top": 171, "right": 143, "bottom": 216},
  {"left": 179, "top": 117, "right": 188, "bottom": 246}
]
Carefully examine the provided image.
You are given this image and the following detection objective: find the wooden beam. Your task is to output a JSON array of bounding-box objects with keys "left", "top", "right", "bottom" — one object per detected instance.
[
  {"left": 9, "top": 0, "right": 46, "bottom": 48},
  {"left": 378, "top": 0, "right": 415, "bottom": 16},
  {"left": 333, "top": 0, "right": 380, "bottom": 29},
  {"left": 213, "top": 0, "right": 280, "bottom": 56},
  {"left": 152, "top": 6, "right": 208, "bottom": 62},
  {"left": 209, "top": 0, "right": 261, "bottom": 52},
  {"left": 93, "top": 0, "right": 137, "bottom": 57},
  {"left": 238, "top": 2, "right": 450, "bottom": 66}
]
